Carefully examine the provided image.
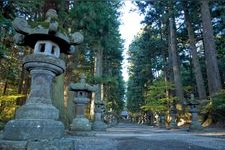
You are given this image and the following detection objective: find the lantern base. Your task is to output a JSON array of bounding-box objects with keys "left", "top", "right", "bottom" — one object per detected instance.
[
  {"left": 189, "top": 121, "right": 203, "bottom": 131},
  {"left": 70, "top": 117, "right": 91, "bottom": 131},
  {"left": 2, "top": 119, "right": 64, "bottom": 140},
  {"left": 92, "top": 121, "right": 107, "bottom": 131},
  {"left": 0, "top": 138, "right": 74, "bottom": 150}
]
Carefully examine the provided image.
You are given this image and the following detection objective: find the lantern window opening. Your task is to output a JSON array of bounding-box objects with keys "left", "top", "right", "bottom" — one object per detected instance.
[
  {"left": 51, "top": 45, "right": 55, "bottom": 55},
  {"left": 40, "top": 43, "right": 45, "bottom": 52}
]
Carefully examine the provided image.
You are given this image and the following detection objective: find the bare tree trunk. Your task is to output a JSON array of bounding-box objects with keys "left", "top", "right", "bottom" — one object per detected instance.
[
  {"left": 95, "top": 44, "right": 103, "bottom": 101},
  {"left": 52, "top": 74, "right": 66, "bottom": 124},
  {"left": 22, "top": 72, "right": 30, "bottom": 95},
  {"left": 90, "top": 45, "right": 104, "bottom": 119},
  {"left": 2, "top": 79, "right": 8, "bottom": 95},
  {"left": 183, "top": 2, "right": 207, "bottom": 100},
  {"left": 95, "top": 46, "right": 104, "bottom": 101},
  {"left": 169, "top": 18, "right": 185, "bottom": 104},
  {"left": 63, "top": 54, "right": 77, "bottom": 128},
  {"left": 200, "top": 0, "right": 221, "bottom": 96},
  {"left": 18, "top": 67, "right": 25, "bottom": 94}
]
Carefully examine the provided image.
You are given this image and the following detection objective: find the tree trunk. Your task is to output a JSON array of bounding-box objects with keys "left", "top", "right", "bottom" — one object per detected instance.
[
  {"left": 63, "top": 54, "right": 77, "bottom": 128},
  {"left": 200, "top": 0, "right": 222, "bottom": 96},
  {"left": 22, "top": 72, "right": 30, "bottom": 95},
  {"left": 51, "top": 74, "right": 67, "bottom": 126},
  {"left": 183, "top": 2, "right": 207, "bottom": 100},
  {"left": 18, "top": 67, "right": 25, "bottom": 94},
  {"left": 95, "top": 46, "right": 104, "bottom": 102},
  {"left": 169, "top": 17, "right": 185, "bottom": 104},
  {"left": 90, "top": 44, "right": 104, "bottom": 118},
  {"left": 2, "top": 79, "right": 8, "bottom": 95}
]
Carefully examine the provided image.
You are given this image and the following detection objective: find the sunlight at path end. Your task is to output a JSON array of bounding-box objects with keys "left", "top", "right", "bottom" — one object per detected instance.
[{"left": 119, "top": 1, "right": 144, "bottom": 82}]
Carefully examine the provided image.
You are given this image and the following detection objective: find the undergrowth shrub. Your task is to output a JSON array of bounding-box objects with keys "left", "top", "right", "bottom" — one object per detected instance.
[
  {"left": 201, "top": 91, "right": 225, "bottom": 126},
  {"left": 211, "top": 91, "right": 225, "bottom": 122},
  {"left": 0, "top": 95, "right": 25, "bottom": 123}
]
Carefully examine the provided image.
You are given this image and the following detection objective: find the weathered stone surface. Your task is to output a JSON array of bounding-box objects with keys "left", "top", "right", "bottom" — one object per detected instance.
[
  {"left": 189, "top": 110, "right": 202, "bottom": 131},
  {"left": 16, "top": 104, "right": 59, "bottom": 119},
  {"left": 1, "top": 8, "right": 85, "bottom": 145},
  {"left": 69, "top": 75, "right": 95, "bottom": 131},
  {"left": 92, "top": 102, "right": 107, "bottom": 131},
  {"left": 27, "top": 138, "right": 74, "bottom": 150},
  {"left": 68, "top": 74, "right": 97, "bottom": 92},
  {"left": 0, "top": 140, "right": 27, "bottom": 150},
  {"left": 23, "top": 54, "right": 65, "bottom": 75},
  {"left": 3, "top": 119, "right": 64, "bottom": 140},
  {"left": 12, "top": 9, "right": 83, "bottom": 54},
  {"left": 71, "top": 118, "right": 92, "bottom": 131},
  {"left": 2, "top": 53, "right": 65, "bottom": 140},
  {"left": 0, "top": 138, "right": 74, "bottom": 150},
  {"left": 189, "top": 122, "right": 202, "bottom": 131},
  {"left": 159, "top": 114, "right": 166, "bottom": 128},
  {"left": 188, "top": 98, "right": 202, "bottom": 131},
  {"left": 92, "top": 120, "right": 107, "bottom": 131}
]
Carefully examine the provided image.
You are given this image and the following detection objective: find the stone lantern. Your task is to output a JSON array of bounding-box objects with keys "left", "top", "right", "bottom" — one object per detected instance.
[
  {"left": 168, "top": 105, "right": 177, "bottom": 129},
  {"left": 68, "top": 74, "right": 96, "bottom": 131},
  {"left": 159, "top": 112, "right": 166, "bottom": 128},
  {"left": 92, "top": 93, "right": 107, "bottom": 131},
  {"left": 188, "top": 95, "right": 202, "bottom": 131},
  {"left": 2, "top": 9, "right": 83, "bottom": 141}
]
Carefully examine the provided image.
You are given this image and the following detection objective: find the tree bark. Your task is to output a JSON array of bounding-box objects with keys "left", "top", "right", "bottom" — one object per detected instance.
[
  {"left": 95, "top": 46, "right": 104, "bottom": 102},
  {"left": 62, "top": 54, "right": 77, "bottom": 128},
  {"left": 183, "top": 2, "right": 207, "bottom": 100},
  {"left": 2, "top": 79, "right": 8, "bottom": 95},
  {"left": 169, "top": 17, "right": 185, "bottom": 104},
  {"left": 18, "top": 67, "right": 25, "bottom": 94},
  {"left": 22, "top": 72, "right": 30, "bottom": 95},
  {"left": 90, "top": 44, "right": 104, "bottom": 118},
  {"left": 200, "top": 0, "right": 221, "bottom": 96},
  {"left": 51, "top": 74, "right": 68, "bottom": 126}
]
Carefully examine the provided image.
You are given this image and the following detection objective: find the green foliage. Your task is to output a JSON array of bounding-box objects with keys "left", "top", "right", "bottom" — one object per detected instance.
[
  {"left": 68, "top": 1, "right": 124, "bottom": 114},
  {"left": 211, "top": 91, "right": 225, "bottom": 122},
  {"left": 200, "top": 90, "right": 225, "bottom": 124},
  {"left": 0, "top": 95, "right": 25, "bottom": 122},
  {"left": 0, "top": 122, "right": 5, "bottom": 130},
  {"left": 127, "top": 19, "right": 167, "bottom": 114},
  {"left": 141, "top": 78, "right": 176, "bottom": 112}
]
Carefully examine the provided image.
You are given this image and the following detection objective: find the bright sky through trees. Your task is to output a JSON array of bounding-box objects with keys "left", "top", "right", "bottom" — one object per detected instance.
[{"left": 119, "top": 1, "right": 144, "bottom": 82}]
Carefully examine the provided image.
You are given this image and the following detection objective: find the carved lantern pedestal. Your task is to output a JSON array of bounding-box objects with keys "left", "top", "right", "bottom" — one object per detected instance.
[
  {"left": 69, "top": 75, "right": 96, "bottom": 131},
  {"left": 3, "top": 54, "right": 65, "bottom": 140}
]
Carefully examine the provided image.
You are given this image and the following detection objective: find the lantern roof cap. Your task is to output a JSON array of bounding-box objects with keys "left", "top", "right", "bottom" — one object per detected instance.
[
  {"left": 68, "top": 74, "right": 97, "bottom": 92},
  {"left": 12, "top": 9, "right": 83, "bottom": 54}
]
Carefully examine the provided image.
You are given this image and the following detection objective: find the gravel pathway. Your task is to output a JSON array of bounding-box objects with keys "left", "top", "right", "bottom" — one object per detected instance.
[
  {"left": 1, "top": 123, "right": 225, "bottom": 149},
  {"left": 73, "top": 123, "right": 225, "bottom": 150}
]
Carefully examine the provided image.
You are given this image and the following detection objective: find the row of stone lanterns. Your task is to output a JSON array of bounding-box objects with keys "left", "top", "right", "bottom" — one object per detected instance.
[
  {"left": 0, "top": 9, "right": 106, "bottom": 149},
  {"left": 160, "top": 95, "right": 203, "bottom": 131},
  {"left": 68, "top": 74, "right": 106, "bottom": 132}
]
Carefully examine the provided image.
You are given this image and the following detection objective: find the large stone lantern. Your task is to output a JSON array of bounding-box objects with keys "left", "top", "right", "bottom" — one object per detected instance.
[
  {"left": 2, "top": 9, "right": 83, "bottom": 141},
  {"left": 68, "top": 74, "right": 96, "bottom": 131}
]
